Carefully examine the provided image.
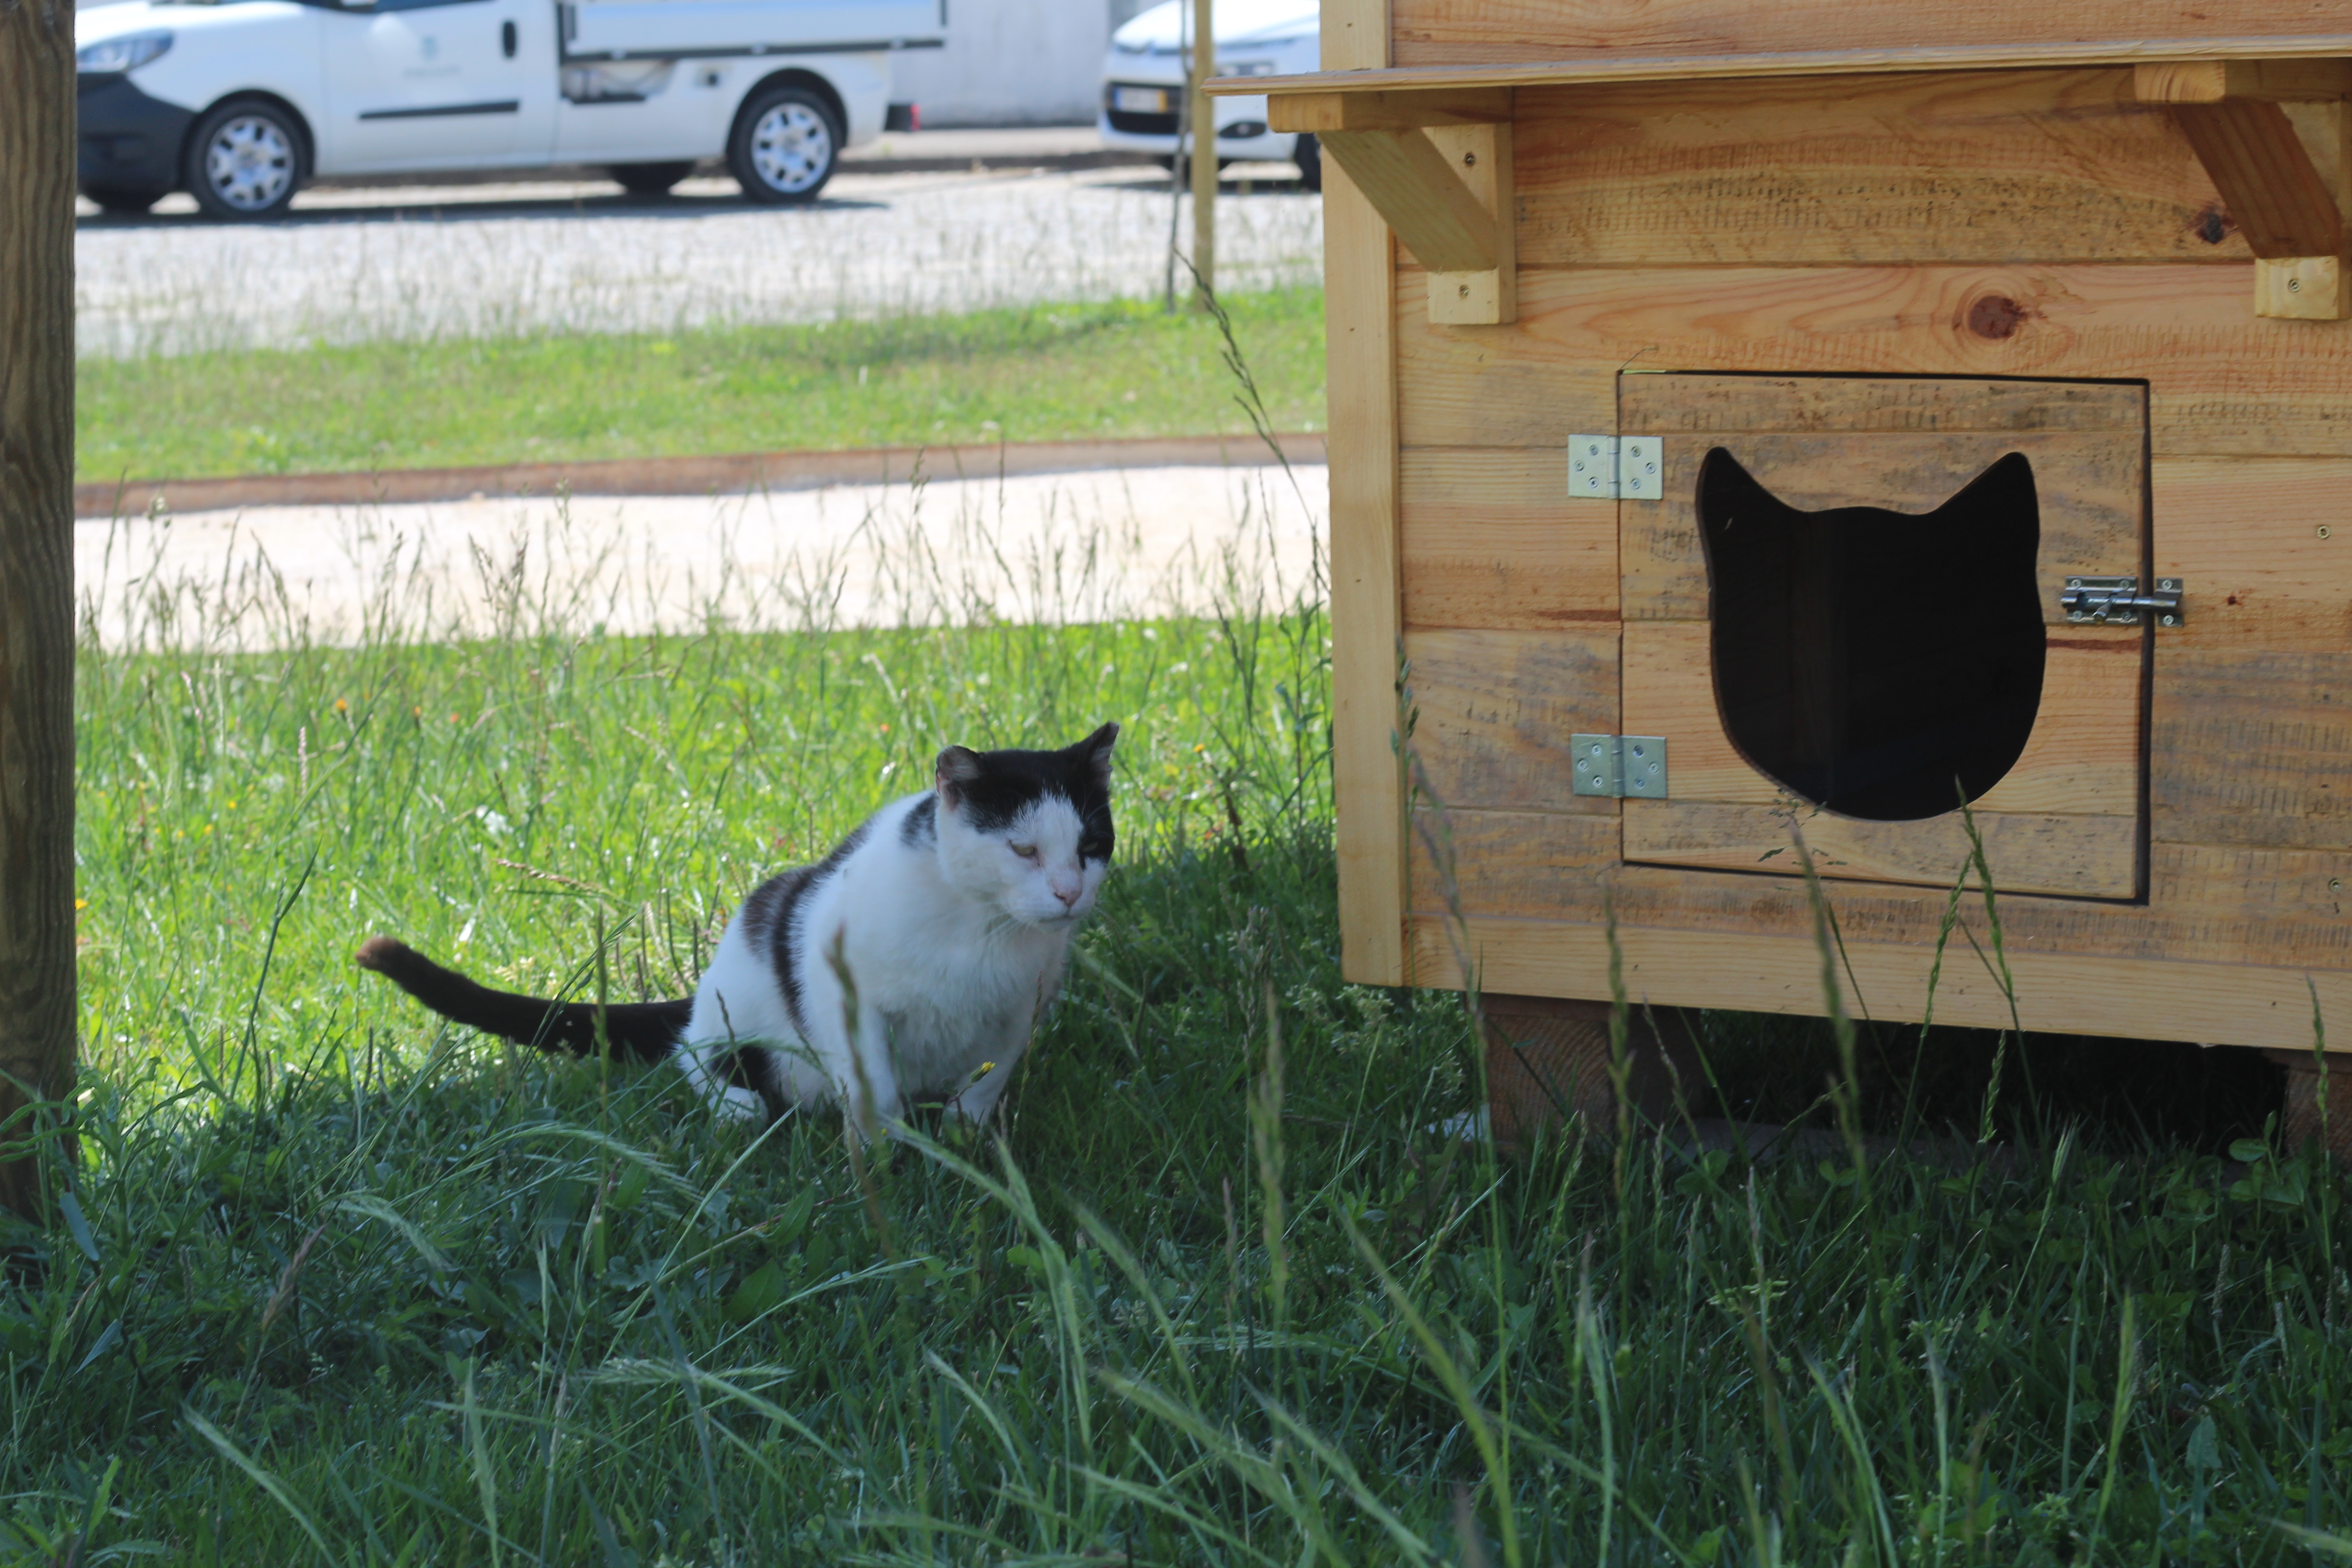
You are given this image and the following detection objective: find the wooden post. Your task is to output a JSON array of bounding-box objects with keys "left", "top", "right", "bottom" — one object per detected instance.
[
  {"left": 0, "top": 0, "right": 81, "bottom": 1221},
  {"left": 1483, "top": 997, "right": 1705, "bottom": 1145},
  {"left": 1188, "top": 0, "right": 1215, "bottom": 308},
  {"left": 1318, "top": 0, "right": 1405, "bottom": 985},
  {"left": 2263, "top": 1050, "right": 2352, "bottom": 1167}
]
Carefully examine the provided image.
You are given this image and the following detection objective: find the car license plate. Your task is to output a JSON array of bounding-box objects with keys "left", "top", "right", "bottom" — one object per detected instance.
[{"left": 1112, "top": 85, "right": 1170, "bottom": 113}]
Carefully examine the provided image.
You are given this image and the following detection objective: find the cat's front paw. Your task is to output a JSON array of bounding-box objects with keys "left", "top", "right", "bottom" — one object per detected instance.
[{"left": 710, "top": 1085, "right": 769, "bottom": 1123}]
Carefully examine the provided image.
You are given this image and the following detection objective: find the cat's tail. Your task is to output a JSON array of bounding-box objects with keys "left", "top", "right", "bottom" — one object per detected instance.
[{"left": 356, "top": 936, "right": 688, "bottom": 1063}]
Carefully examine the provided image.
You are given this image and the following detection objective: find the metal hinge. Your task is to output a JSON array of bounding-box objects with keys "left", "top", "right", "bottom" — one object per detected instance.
[
  {"left": 1570, "top": 734, "right": 1669, "bottom": 798},
  {"left": 1567, "top": 436, "right": 1662, "bottom": 500},
  {"left": 2060, "top": 576, "right": 2185, "bottom": 627}
]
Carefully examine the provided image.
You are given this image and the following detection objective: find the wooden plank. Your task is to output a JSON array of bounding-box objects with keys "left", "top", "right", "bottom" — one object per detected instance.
[
  {"left": 1265, "top": 87, "right": 1511, "bottom": 132},
  {"left": 2153, "top": 648, "right": 2352, "bottom": 851},
  {"left": 1392, "top": 264, "right": 2352, "bottom": 456},
  {"left": 2170, "top": 98, "right": 2346, "bottom": 256},
  {"left": 1399, "top": 447, "right": 1617, "bottom": 630},
  {"left": 1318, "top": 127, "right": 1499, "bottom": 274},
  {"left": 2152, "top": 843, "right": 2352, "bottom": 945},
  {"left": 1407, "top": 807, "right": 1619, "bottom": 918},
  {"left": 1615, "top": 430, "right": 2148, "bottom": 623},
  {"left": 1402, "top": 626, "right": 1621, "bottom": 815},
  {"left": 1509, "top": 70, "right": 2249, "bottom": 268},
  {"left": 2152, "top": 456, "right": 2352, "bottom": 650},
  {"left": 2135, "top": 59, "right": 2352, "bottom": 102},
  {"left": 1396, "top": 362, "right": 1614, "bottom": 452},
  {"left": 1427, "top": 820, "right": 2352, "bottom": 972},
  {"left": 1378, "top": 3, "right": 2352, "bottom": 72},
  {"left": 1233, "top": 37, "right": 2352, "bottom": 89},
  {"left": 1406, "top": 914, "right": 2352, "bottom": 1051},
  {"left": 1622, "top": 622, "right": 2141, "bottom": 816},
  {"left": 1617, "top": 373, "right": 2146, "bottom": 433},
  {"left": 1622, "top": 799, "right": 2138, "bottom": 897},
  {"left": 1323, "top": 0, "right": 1405, "bottom": 987},
  {"left": 1630, "top": 843, "right": 2352, "bottom": 967}
]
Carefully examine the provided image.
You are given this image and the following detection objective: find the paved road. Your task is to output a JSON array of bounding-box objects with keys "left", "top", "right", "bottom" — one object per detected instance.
[
  {"left": 78, "top": 459, "right": 1328, "bottom": 650},
  {"left": 76, "top": 163, "right": 1323, "bottom": 359}
]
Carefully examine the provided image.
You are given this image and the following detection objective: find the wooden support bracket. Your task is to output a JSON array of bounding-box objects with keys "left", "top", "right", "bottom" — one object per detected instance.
[
  {"left": 1269, "top": 88, "right": 1514, "bottom": 323},
  {"left": 2135, "top": 62, "right": 2352, "bottom": 319}
]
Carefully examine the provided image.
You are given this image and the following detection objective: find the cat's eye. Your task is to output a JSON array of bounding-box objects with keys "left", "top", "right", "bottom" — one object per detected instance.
[{"left": 1009, "top": 842, "right": 1039, "bottom": 861}]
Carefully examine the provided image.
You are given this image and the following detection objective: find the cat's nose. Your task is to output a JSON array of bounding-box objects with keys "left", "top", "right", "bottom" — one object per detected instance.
[{"left": 1053, "top": 884, "right": 1081, "bottom": 909}]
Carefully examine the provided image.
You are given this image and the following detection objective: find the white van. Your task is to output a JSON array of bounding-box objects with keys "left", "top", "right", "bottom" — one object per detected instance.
[
  {"left": 73, "top": 0, "right": 940, "bottom": 218},
  {"left": 1098, "top": 0, "right": 1317, "bottom": 189}
]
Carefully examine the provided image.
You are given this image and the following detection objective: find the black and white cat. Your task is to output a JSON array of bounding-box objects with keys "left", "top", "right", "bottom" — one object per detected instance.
[{"left": 357, "top": 724, "right": 1118, "bottom": 1131}]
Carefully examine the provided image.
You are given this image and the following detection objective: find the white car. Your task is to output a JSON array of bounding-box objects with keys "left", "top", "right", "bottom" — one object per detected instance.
[
  {"left": 1098, "top": 0, "right": 1318, "bottom": 189},
  {"left": 73, "top": 0, "right": 940, "bottom": 219}
]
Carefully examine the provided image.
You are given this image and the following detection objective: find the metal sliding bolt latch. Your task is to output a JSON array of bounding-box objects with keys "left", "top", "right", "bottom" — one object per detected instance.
[{"left": 2060, "top": 576, "right": 2185, "bottom": 627}]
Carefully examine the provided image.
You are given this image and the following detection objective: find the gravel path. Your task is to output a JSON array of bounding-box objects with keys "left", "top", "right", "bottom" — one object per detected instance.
[
  {"left": 78, "top": 460, "right": 1328, "bottom": 651},
  {"left": 75, "top": 167, "right": 1323, "bottom": 359}
]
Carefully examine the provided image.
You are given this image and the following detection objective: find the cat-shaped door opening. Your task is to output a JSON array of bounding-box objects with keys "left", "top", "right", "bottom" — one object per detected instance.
[
  {"left": 1617, "top": 374, "right": 2148, "bottom": 900},
  {"left": 1698, "top": 448, "right": 2046, "bottom": 822}
]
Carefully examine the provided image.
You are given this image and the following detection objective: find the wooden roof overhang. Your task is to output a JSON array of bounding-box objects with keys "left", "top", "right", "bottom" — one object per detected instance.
[{"left": 1206, "top": 38, "right": 2352, "bottom": 322}]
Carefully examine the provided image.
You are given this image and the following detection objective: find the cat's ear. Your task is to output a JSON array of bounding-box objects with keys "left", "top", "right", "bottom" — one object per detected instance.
[
  {"left": 936, "top": 745, "right": 986, "bottom": 807},
  {"left": 1075, "top": 722, "right": 1119, "bottom": 789}
]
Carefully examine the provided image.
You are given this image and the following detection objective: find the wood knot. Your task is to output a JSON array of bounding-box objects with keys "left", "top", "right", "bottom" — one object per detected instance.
[
  {"left": 2195, "top": 203, "right": 2235, "bottom": 246},
  {"left": 1965, "top": 294, "right": 2028, "bottom": 340}
]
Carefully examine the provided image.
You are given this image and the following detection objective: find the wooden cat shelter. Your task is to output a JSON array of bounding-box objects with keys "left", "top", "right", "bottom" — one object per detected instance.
[{"left": 1209, "top": 0, "right": 2352, "bottom": 1154}]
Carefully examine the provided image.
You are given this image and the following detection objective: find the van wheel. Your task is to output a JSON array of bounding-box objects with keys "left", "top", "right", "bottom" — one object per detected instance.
[
  {"left": 728, "top": 86, "right": 839, "bottom": 204},
  {"left": 186, "top": 100, "right": 303, "bottom": 220},
  {"left": 1294, "top": 133, "right": 1322, "bottom": 192},
  {"left": 611, "top": 160, "right": 695, "bottom": 197}
]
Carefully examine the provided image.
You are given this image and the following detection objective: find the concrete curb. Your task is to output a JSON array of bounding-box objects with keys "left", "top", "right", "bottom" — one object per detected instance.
[
  {"left": 844, "top": 150, "right": 1160, "bottom": 175},
  {"left": 73, "top": 432, "right": 1328, "bottom": 519},
  {"left": 304, "top": 148, "right": 1159, "bottom": 191}
]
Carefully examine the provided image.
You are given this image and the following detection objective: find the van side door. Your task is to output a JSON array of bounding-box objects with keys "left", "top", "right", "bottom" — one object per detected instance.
[{"left": 316, "top": 0, "right": 556, "bottom": 174}]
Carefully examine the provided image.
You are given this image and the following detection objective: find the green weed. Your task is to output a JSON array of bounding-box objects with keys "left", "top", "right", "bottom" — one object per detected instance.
[{"left": 75, "top": 290, "right": 1326, "bottom": 483}]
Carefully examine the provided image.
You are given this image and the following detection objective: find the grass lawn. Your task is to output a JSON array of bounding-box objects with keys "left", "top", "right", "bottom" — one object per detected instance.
[
  {"left": 10, "top": 529, "right": 2352, "bottom": 1561},
  {"left": 74, "top": 289, "right": 1327, "bottom": 482}
]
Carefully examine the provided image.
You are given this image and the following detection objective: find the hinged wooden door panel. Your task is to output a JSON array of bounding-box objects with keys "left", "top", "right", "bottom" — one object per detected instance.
[{"left": 1617, "top": 374, "right": 2148, "bottom": 899}]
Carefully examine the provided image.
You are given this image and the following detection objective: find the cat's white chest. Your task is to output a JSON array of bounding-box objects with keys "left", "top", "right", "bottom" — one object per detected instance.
[{"left": 853, "top": 910, "right": 1068, "bottom": 1088}]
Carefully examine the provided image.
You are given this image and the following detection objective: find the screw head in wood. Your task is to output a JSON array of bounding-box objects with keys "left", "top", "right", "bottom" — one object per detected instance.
[
  {"left": 1462, "top": 151, "right": 1475, "bottom": 166},
  {"left": 2320, "top": 525, "right": 2333, "bottom": 539}
]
